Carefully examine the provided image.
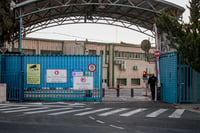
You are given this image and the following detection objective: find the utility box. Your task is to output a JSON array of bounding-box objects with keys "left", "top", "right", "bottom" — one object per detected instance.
[{"left": 0, "top": 84, "right": 6, "bottom": 103}]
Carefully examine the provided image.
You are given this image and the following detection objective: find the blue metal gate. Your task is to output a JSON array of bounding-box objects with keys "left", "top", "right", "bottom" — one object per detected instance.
[
  {"left": 160, "top": 52, "right": 200, "bottom": 103},
  {"left": 0, "top": 54, "right": 102, "bottom": 102},
  {"left": 159, "top": 52, "right": 178, "bottom": 103},
  {"left": 178, "top": 57, "right": 200, "bottom": 103}
]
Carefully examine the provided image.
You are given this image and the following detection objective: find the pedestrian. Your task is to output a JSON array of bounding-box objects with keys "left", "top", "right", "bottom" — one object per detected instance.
[{"left": 148, "top": 74, "right": 157, "bottom": 100}]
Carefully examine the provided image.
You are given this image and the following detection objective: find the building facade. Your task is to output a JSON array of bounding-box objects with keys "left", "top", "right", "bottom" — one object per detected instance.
[{"left": 7, "top": 38, "right": 156, "bottom": 89}]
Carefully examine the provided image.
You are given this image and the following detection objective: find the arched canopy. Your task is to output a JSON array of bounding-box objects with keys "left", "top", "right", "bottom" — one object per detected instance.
[{"left": 14, "top": 0, "right": 184, "bottom": 37}]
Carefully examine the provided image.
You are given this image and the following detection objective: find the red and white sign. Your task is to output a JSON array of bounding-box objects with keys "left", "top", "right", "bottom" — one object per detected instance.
[
  {"left": 46, "top": 69, "right": 67, "bottom": 83},
  {"left": 73, "top": 76, "right": 93, "bottom": 90},
  {"left": 154, "top": 50, "right": 161, "bottom": 58},
  {"left": 88, "top": 64, "right": 96, "bottom": 72},
  {"left": 72, "top": 72, "right": 83, "bottom": 77}
]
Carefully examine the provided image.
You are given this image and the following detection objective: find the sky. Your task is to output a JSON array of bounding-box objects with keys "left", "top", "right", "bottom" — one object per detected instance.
[{"left": 27, "top": 0, "right": 190, "bottom": 45}]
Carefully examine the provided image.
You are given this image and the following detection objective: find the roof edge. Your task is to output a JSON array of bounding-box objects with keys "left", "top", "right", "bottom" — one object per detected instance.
[{"left": 155, "top": 0, "right": 185, "bottom": 13}]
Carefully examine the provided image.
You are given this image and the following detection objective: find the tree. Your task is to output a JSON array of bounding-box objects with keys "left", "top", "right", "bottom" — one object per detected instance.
[
  {"left": 0, "top": 0, "right": 17, "bottom": 47},
  {"left": 156, "top": 0, "right": 200, "bottom": 72}
]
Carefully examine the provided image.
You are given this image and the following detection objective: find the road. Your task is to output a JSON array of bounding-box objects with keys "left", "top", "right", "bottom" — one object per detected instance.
[{"left": 0, "top": 101, "right": 199, "bottom": 133}]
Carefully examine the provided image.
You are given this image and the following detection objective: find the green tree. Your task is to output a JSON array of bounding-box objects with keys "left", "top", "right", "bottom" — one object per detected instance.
[
  {"left": 0, "top": 0, "right": 17, "bottom": 47},
  {"left": 156, "top": 0, "right": 200, "bottom": 72}
]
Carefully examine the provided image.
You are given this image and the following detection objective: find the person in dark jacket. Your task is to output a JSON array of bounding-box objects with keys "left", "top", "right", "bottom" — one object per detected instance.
[{"left": 148, "top": 74, "right": 157, "bottom": 100}]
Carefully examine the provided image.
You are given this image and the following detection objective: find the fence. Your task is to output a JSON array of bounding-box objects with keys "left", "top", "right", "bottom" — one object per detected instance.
[
  {"left": 0, "top": 54, "right": 102, "bottom": 102},
  {"left": 159, "top": 52, "right": 200, "bottom": 103}
]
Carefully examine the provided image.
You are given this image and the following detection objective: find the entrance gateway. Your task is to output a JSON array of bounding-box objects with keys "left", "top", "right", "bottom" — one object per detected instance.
[{"left": 1, "top": 0, "right": 184, "bottom": 102}]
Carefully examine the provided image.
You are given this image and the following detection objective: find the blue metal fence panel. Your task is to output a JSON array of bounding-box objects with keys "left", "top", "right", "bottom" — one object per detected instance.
[
  {"left": 160, "top": 52, "right": 178, "bottom": 103},
  {"left": 178, "top": 56, "right": 200, "bottom": 103},
  {"left": 1, "top": 54, "right": 102, "bottom": 102},
  {"left": 0, "top": 55, "right": 23, "bottom": 101}
]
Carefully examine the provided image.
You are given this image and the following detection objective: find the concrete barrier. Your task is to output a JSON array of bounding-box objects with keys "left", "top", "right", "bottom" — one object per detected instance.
[{"left": 0, "top": 84, "right": 6, "bottom": 103}]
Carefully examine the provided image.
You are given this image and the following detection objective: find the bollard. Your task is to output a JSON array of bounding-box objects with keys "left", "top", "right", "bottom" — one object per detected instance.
[
  {"left": 117, "top": 82, "right": 120, "bottom": 97},
  {"left": 117, "top": 89, "right": 120, "bottom": 97},
  {"left": 131, "top": 88, "right": 134, "bottom": 97},
  {"left": 103, "top": 88, "right": 105, "bottom": 97}
]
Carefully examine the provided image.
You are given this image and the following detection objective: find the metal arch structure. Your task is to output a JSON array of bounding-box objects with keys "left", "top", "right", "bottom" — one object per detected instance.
[{"left": 13, "top": 0, "right": 184, "bottom": 51}]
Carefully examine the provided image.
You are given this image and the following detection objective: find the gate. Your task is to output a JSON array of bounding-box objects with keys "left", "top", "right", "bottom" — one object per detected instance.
[
  {"left": 178, "top": 57, "right": 200, "bottom": 103},
  {"left": 160, "top": 52, "right": 200, "bottom": 103},
  {"left": 0, "top": 54, "right": 102, "bottom": 102}
]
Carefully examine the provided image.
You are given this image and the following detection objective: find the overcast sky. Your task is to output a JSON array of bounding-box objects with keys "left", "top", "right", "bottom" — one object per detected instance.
[{"left": 27, "top": 0, "right": 190, "bottom": 45}]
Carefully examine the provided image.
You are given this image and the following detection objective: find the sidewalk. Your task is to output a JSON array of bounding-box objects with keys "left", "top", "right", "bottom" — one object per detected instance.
[
  {"left": 103, "top": 88, "right": 152, "bottom": 102},
  {"left": 172, "top": 103, "right": 200, "bottom": 114}
]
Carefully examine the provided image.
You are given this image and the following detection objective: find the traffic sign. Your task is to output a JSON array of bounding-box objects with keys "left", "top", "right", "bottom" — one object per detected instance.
[
  {"left": 88, "top": 64, "right": 96, "bottom": 72},
  {"left": 154, "top": 50, "right": 161, "bottom": 57}
]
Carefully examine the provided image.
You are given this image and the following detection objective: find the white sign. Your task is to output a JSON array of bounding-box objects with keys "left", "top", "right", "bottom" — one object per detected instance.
[
  {"left": 47, "top": 69, "right": 67, "bottom": 83},
  {"left": 73, "top": 76, "right": 93, "bottom": 90},
  {"left": 72, "top": 72, "right": 83, "bottom": 77}
]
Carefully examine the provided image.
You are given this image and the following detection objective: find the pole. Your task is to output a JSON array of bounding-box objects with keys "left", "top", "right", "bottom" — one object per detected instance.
[
  {"left": 154, "top": 24, "right": 160, "bottom": 101},
  {"left": 19, "top": 16, "right": 22, "bottom": 53}
]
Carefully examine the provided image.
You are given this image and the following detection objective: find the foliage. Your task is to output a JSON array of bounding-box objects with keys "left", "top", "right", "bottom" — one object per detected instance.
[
  {"left": 156, "top": 0, "right": 200, "bottom": 72},
  {"left": 0, "top": 0, "right": 17, "bottom": 47}
]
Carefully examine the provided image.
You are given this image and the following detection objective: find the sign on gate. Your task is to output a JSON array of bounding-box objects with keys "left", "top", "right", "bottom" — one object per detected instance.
[
  {"left": 73, "top": 76, "right": 93, "bottom": 90},
  {"left": 27, "top": 64, "right": 41, "bottom": 84},
  {"left": 46, "top": 69, "right": 67, "bottom": 83}
]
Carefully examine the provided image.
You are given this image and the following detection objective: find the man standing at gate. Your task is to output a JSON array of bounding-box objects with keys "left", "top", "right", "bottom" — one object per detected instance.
[{"left": 148, "top": 74, "right": 157, "bottom": 100}]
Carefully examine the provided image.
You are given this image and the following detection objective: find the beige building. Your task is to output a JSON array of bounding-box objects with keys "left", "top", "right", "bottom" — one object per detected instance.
[{"left": 7, "top": 38, "right": 156, "bottom": 89}]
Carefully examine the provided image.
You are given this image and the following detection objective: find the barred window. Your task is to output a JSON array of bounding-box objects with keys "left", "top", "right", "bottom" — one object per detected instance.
[
  {"left": 131, "top": 78, "right": 140, "bottom": 85},
  {"left": 117, "top": 78, "right": 127, "bottom": 86}
]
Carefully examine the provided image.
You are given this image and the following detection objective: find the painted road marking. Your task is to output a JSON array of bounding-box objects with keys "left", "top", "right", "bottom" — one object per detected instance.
[
  {"left": 168, "top": 109, "right": 185, "bottom": 118},
  {"left": 24, "top": 108, "right": 72, "bottom": 114},
  {"left": 3, "top": 107, "right": 48, "bottom": 113},
  {"left": 0, "top": 105, "right": 11, "bottom": 109},
  {"left": 146, "top": 109, "right": 168, "bottom": 117},
  {"left": 0, "top": 107, "right": 27, "bottom": 111},
  {"left": 110, "top": 124, "right": 124, "bottom": 130},
  {"left": 48, "top": 108, "right": 92, "bottom": 115},
  {"left": 75, "top": 108, "right": 112, "bottom": 116},
  {"left": 120, "top": 108, "right": 147, "bottom": 117},
  {"left": 98, "top": 108, "right": 129, "bottom": 116}
]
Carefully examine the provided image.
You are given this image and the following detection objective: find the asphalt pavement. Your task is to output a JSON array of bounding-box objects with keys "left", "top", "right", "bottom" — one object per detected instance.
[{"left": 0, "top": 101, "right": 199, "bottom": 133}]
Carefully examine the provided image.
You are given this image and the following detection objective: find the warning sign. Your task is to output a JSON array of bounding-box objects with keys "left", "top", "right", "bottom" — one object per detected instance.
[
  {"left": 27, "top": 64, "right": 40, "bottom": 84},
  {"left": 47, "top": 69, "right": 67, "bottom": 83},
  {"left": 73, "top": 76, "right": 93, "bottom": 90}
]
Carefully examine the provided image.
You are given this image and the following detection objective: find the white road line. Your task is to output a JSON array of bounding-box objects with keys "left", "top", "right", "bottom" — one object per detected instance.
[
  {"left": 89, "top": 116, "right": 95, "bottom": 120},
  {"left": 98, "top": 108, "right": 129, "bottom": 116},
  {"left": 48, "top": 108, "right": 92, "bottom": 115},
  {"left": 120, "top": 108, "right": 147, "bottom": 117},
  {"left": 75, "top": 108, "right": 112, "bottom": 116},
  {"left": 0, "top": 107, "right": 27, "bottom": 111},
  {"left": 3, "top": 107, "right": 48, "bottom": 113},
  {"left": 96, "top": 120, "right": 105, "bottom": 124},
  {"left": 168, "top": 109, "right": 185, "bottom": 118},
  {"left": 146, "top": 109, "right": 168, "bottom": 118},
  {"left": 27, "top": 103, "right": 43, "bottom": 105},
  {"left": 110, "top": 124, "right": 124, "bottom": 130},
  {"left": 0, "top": 106, "right": 10, "bottom": 109},
  {"left": 24, "top": 108, "right": 72, "bottom": 114}
]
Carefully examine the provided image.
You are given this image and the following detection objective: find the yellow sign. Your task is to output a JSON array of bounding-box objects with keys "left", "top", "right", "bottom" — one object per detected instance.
[{"left": 27, "top": 64, "right": 40, "bottom": 84}]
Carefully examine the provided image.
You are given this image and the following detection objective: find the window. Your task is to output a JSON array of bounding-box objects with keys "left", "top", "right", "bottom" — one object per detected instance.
[
  {"left": 41, "top": 50, "right": 62, "bottom": 55},
  {"left": 131, "top": 79, "right": 140, "bottom": 85},
  {"left": 129, "top": 52, "right": 141, "bottom": 59},
  {"left": 88, "top": 50, "right": 96, "bottom": 55},
  {"left": 23, "top": 49, "right": 36, "bottom": 55},
  {"left": 117, "top": 78, "right": 127, "bottom": 86},
  {"left": 115, "top": 51, "right": 127, "bottom": 58},
  {"left": 107, "top": 51, "right": 109, "bottom": 55},
  {"left": 100, "top": 50, "right": 104, "bottom": 55}
]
